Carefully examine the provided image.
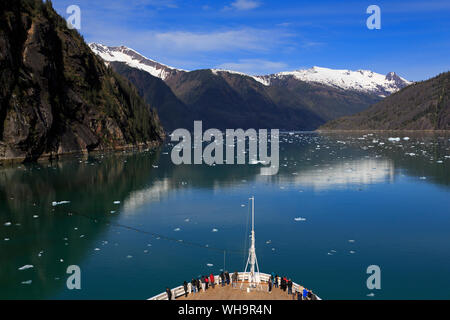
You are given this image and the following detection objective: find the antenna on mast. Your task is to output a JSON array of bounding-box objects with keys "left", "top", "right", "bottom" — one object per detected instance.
[{"left": 242, "top": 196, "right": 261, "bottom": 290}]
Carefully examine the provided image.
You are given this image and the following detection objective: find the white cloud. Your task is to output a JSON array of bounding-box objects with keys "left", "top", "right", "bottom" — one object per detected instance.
[
  {"left": 150, "top": 29, "right": 279, "bottom": 52},
  {"left": 216, "top": 59, "right": 288, "bottom": 75},
  {"left": 228, "top": 0, "right": 261, "bottom": 11},
  {"left": 89, "top": 27, "right": 291, "bottom": 55}
]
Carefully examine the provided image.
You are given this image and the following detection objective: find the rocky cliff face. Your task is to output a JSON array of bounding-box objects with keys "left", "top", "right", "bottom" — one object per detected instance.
[{"left": 0, "top": 0, "right": 164, "bottom": 162}]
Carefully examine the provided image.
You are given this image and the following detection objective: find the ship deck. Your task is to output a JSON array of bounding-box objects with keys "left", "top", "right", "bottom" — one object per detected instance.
[
  {"left": 148, "top": 272, "right": 320, "bottom": 300},
  {"left": 177, "top": 282, "right": 299, "bottom": 300}
]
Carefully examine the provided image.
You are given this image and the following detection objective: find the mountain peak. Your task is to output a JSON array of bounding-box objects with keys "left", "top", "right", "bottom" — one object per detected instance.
[
  {"left": 89, "top": 43, "right": 184, "bottom": 80},
  {"left": 265, "top": 66, "right": 411, "bottom": 96},
  {"left": 89, "top": 43, "right": 411, "bottom": 97}
]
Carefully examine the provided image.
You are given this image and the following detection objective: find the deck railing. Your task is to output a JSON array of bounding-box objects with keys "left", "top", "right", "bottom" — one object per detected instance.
[{"left": 148, "top": 272, "right": 321, "bottom": 300}]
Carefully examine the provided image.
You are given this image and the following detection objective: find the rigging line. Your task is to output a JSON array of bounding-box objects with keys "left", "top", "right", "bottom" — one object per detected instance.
[{"left": 61, "top": 210, "right": 246, "bottom": 255}]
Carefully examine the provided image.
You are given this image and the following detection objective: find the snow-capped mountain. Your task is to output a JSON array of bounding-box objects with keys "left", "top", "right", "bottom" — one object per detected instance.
[
  {"left": 89, "top": 43, "right": 183, "bottom": 80},
  {"left": 255, "top": 67, "right": 411, "bottom": 97},
  {"left": 89, "top": 43, "right": 411, "bottom": 97}
]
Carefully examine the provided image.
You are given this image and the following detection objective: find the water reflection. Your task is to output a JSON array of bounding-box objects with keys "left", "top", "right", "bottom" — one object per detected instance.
[
  {"left": 0, "top": 151, "right": 161, "bottom": 299},
  {"left": 0, "top": 132, "right": 449, "bottom": 299},
  {"left": 274, "top": 159, "right": 395, "bottom": 191}
]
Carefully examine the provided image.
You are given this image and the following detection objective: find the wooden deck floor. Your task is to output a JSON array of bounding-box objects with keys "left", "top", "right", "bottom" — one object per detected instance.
[{"left": 177, "top": 283, "right": 300, "bottom": 301}]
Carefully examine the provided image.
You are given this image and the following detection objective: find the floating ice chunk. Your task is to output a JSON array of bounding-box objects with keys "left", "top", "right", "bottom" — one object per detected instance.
[
  {"left": 184, "top": 218, "right": 190, "bottom": 222},
  {"left": 126, "top": 255, "right": 133, "bottom": 259},
  {"left": 266, "top": 240, "right": 272, "bottom": 244},
  {"left": 294, "top": 217, "right": 307, "bottom": 222},
  {"left": 403, "top": 137, "right": 410, "bottom": 141},
  {"left": 388, "top": 137, "right": 400, "bottom": 142},
  {"left": 206, "top": 263, "right": 214, "bottom": 267},
  {"left": 367, "top": 293, "right": 375, "bottom": 297},
  {"left": 241, "top": 204, "right": 246, "bottom": 207},
  {"left": 174, "top": 228, "right": 181, "bottom": 232},
  {"left": 52, "top": 201, "right": 70, "bottom": 206},
  {"left": 350, "top": 251, "right": 356, "bottom": 254},
  {"left": 18, "top": 265, "right": 34, "bottom": 271},
  {"left": 94, "top": 248, "right": 100, "bottom": 251},
  {"left": 113, "top": 201, "right": 121, "bottom": 204},
  {"left": 110, "top": 211, "right": 116, "bottom": 214},
  {"left": 212, "top": 228, "right": 219, "bottom": 232},
  {"left": 21, "top": 280, "right": 32, "bottom": 285},
  {"left": 419, "top": 177, "right": 427, "bottom": 180},
  {"left": 4, "top": 238, "right": 10, "bottom": 241},
  {"left": 33, "top": 215, "right": 39, "bottom": 219},
  {"left": 4, "top": 222, "right": 12, "bottom": 226},
  {"left": 348, "top": 240, "right": 355, "bottom": 243}
]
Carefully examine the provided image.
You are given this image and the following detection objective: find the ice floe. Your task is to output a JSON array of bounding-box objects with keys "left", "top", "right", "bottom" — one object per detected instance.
[
  {"left": 52, "top": 201, "right": 70, "bottom": 206},
  {"left": 18, "top": 265, "right": 34, "bottom": 271}
]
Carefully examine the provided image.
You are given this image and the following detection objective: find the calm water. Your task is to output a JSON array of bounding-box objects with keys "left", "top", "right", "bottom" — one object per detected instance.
[{"left": 1, "top": 133, "right": 449, "bottom": 300}]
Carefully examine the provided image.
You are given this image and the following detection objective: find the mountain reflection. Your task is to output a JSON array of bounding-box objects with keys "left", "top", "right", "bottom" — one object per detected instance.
[
  {"left": 0, "top": 132, "right": 448, "bottom": 299},
  {"left": 0, "top": 150, "right": 161, "bottom": 299}
]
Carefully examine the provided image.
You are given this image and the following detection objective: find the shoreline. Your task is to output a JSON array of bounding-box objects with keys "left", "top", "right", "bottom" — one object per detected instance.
[
  {"left": 316, "top": 129, "right": 450, "bottom": 133},
  {"left": 0, "top": 139, "right": 164, "bottom": 166}
]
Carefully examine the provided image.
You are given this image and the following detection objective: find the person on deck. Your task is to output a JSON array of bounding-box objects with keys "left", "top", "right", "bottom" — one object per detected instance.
[
  {"left": 225, "top": 271, "right": 230, "bottom": 285},
  {"left": 166, "top": 288, "right": 172, "bottom": 300},
  {"left": 281, "top": 277, "right": 286, "bottom": 291},
  {"left": 232, "top": 271, "right": 239, "bottom": 287},
  {"left": 303, "top": 288, "right": 308, "bottom": 300},
  {"left": 287, "top": 279, "right": 293, "bottom": 295},
  {"left": 183, "top": 281, "right": 188, "bottom": 297},
  {"left": 210, "top": 274, "right": 215, "bottom": 289},
  {"left": 220, "top": 272, "right": 225, "bottom": 286},
  {"left": 201, "top": 277, "right": 206, "bottom": 292},
  {"left": 205, "top": 276, "right": 209, "bottom": 290},
  {"left": 196, "top": 278, "right": 201, "bottom": 292},
  {"left": 268, "top": 279, "right": 273, "bottom": 293},
  {"left": 191, "top": 279, "right": 197, "bottom": 294}
]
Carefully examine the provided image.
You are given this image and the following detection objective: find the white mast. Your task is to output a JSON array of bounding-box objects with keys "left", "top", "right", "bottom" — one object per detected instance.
[{"left": 242, "top": 196, "right": 261, "bottom": 289}]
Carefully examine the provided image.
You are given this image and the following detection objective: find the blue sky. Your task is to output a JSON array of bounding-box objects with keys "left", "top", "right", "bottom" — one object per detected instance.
[{"left": 53, "top": 0, "right": 449, "bottom": 81}]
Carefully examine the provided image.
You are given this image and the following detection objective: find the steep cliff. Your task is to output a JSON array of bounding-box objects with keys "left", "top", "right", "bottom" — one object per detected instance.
[{"left": 0, "top": 0, "right": 164, "bottom": 162}]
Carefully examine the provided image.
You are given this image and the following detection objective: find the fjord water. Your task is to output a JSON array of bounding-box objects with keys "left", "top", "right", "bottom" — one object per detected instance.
[{"left": 1, "top": 133, "right": 449, "bottom": 300}]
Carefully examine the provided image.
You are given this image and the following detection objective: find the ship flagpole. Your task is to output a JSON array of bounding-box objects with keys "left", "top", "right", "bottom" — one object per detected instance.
[{"left": 242, "top": 196, "right": 261, "bottom": 290}]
